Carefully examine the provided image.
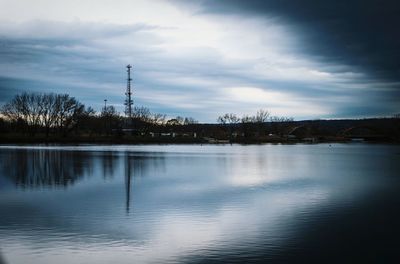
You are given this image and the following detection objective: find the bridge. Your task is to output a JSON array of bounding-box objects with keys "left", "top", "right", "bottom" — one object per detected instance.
[{"left": 338, "top": 126, "right": 385, "bottom": 140}]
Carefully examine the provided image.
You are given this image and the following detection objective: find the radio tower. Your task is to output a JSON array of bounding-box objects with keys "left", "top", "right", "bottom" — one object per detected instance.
[{"left": 125, "top": 64, "right": 133, "bottom": 119}]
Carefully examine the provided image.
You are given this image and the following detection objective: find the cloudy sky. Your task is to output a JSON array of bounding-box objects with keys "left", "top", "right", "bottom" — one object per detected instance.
[{"left": 0, "top": 0, "right": 399, "bottom": 122}]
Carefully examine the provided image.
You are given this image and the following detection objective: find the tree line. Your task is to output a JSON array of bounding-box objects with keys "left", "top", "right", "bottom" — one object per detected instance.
[
  {"left": 0, "top": 91, "right": 300, "bottom": 142},
  {"left": 217, "top": 109, "right": 293, "bottom": 125},
  {"left": 1, "top": 92, "right": 86, "bottom": 136},
  {"left": 216, "top": 110, "right": 294, "bottom": 139},
  {"left": 0, "top": 92, "right": 198, "bottom": 137},
  {"left": 2, "top": 92, "right": 397, "bottom": 142}
]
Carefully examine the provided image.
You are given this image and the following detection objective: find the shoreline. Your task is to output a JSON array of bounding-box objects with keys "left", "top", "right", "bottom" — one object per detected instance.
[{"left": 0, "top": 135, "right": 397, "bottom": 145}]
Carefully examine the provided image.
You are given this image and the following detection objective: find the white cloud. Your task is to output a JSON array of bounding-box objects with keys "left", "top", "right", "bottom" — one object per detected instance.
[
  {"left": 223, "top": 86, "right": 332, "bottom": 117},
  {"left": 0, "top": 0, "right": 394, "bottom": 121}
]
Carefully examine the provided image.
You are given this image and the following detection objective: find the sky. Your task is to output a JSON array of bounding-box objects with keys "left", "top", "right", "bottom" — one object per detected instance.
[{"left": 0, "top": 0, "right": 399, "bottom": 122}]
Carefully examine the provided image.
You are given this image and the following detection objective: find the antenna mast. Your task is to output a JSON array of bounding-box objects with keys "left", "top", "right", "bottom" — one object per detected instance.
[{"left": 125, "top": 64, "right": 133, "bottom": 119}]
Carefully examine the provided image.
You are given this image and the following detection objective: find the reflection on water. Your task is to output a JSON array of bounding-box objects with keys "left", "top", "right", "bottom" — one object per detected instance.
[
  {"left": 125, "top": 155, "right": 132, "bottom": 214},
  {"left": 0, "top": 144, "right": 399, "bottom": 263},
  {"left": 0, "top": 149, "right": 94, "bottom": 188}
]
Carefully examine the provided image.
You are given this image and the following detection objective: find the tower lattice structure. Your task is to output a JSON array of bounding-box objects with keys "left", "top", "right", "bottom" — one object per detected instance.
[{"left": 124, "top": 64, "right": 133, "bottom": 119}]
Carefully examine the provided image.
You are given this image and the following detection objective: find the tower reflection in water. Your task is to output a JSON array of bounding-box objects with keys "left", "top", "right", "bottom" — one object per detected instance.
[
  {"left": 125, "top": 154, "right": 132, "bottom": 214},
  {"left": 0, "top": 148, "right": 166, "bottom": 213},
  {"left": 123, "top": 152, "right": 166, "bottom": 214}
]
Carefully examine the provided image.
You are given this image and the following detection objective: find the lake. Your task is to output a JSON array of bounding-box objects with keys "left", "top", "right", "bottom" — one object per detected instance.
[{"left": 0, "top": 144, "right": 399, "bottom": 263}]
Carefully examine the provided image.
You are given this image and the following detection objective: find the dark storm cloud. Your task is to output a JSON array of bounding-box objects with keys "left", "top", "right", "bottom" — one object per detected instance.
[
  {"left": 1, "top": 2, "right": 399, "bottom": 121},
  {"left": 181, "top": 0, "right": 400, "bottom": 81}
]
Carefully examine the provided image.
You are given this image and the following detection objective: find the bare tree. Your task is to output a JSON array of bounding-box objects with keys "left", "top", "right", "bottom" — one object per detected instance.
[
  {"left": 269, "top": 115, "right": 294, "bottom": 135},
  {"left": 1, "top": 98, "right": 24, "bottom": 122},
  {"left": 41, "top": 93, "right": 59, "bottom": 137},
  {"left": 217, "top": 113, "right": 240, "bottom": 125},
  {"left": 175, "top": 116, "right": 185, "bottom": 125},
  {"left": 217, "top": 113, "right": 240, "bottom": 140},
  {"left": 100, "top": 105, "right": 119, "bottom": 134},
  {"left": 184, "top": 117, "right": 198, "bottom": 125},
  {"left": 53, "top": 94, "right": 84, "bottom": 135},
  {"left": 241, "top": 114, "right": 255, "bottom": 123},
  {"left": 133, "top": 106, "right": 151, "bottom": 122},
  {"left": 217, "top": 115, "right": 227, "bottom": 125},
  {"left": 1, "top": 92, "right": 43, "bottom": 135},
  {"left": 151, "top": 113, "right": 167, "bottom": 125},
  {"left": 255, "top": 109, "right": 270, "bottom": 123},
  {"left": 101, "top": 105, "right": 118, "bottom": 118},
  {"left": 1, "top": 92, "right": 86, "bottom": 136}
]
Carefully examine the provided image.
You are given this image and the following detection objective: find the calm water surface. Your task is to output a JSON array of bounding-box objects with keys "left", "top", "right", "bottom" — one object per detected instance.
[{"left": 0, "top": 144, "right": 399, "bottom": 263}]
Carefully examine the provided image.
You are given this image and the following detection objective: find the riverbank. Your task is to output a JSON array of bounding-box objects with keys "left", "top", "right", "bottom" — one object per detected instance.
[
  {"left": 0, "top": 134, "right": 396, "bottom": 145},
  {"left": 2, "top": 118, "right": 398, "bottom": 145}
]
